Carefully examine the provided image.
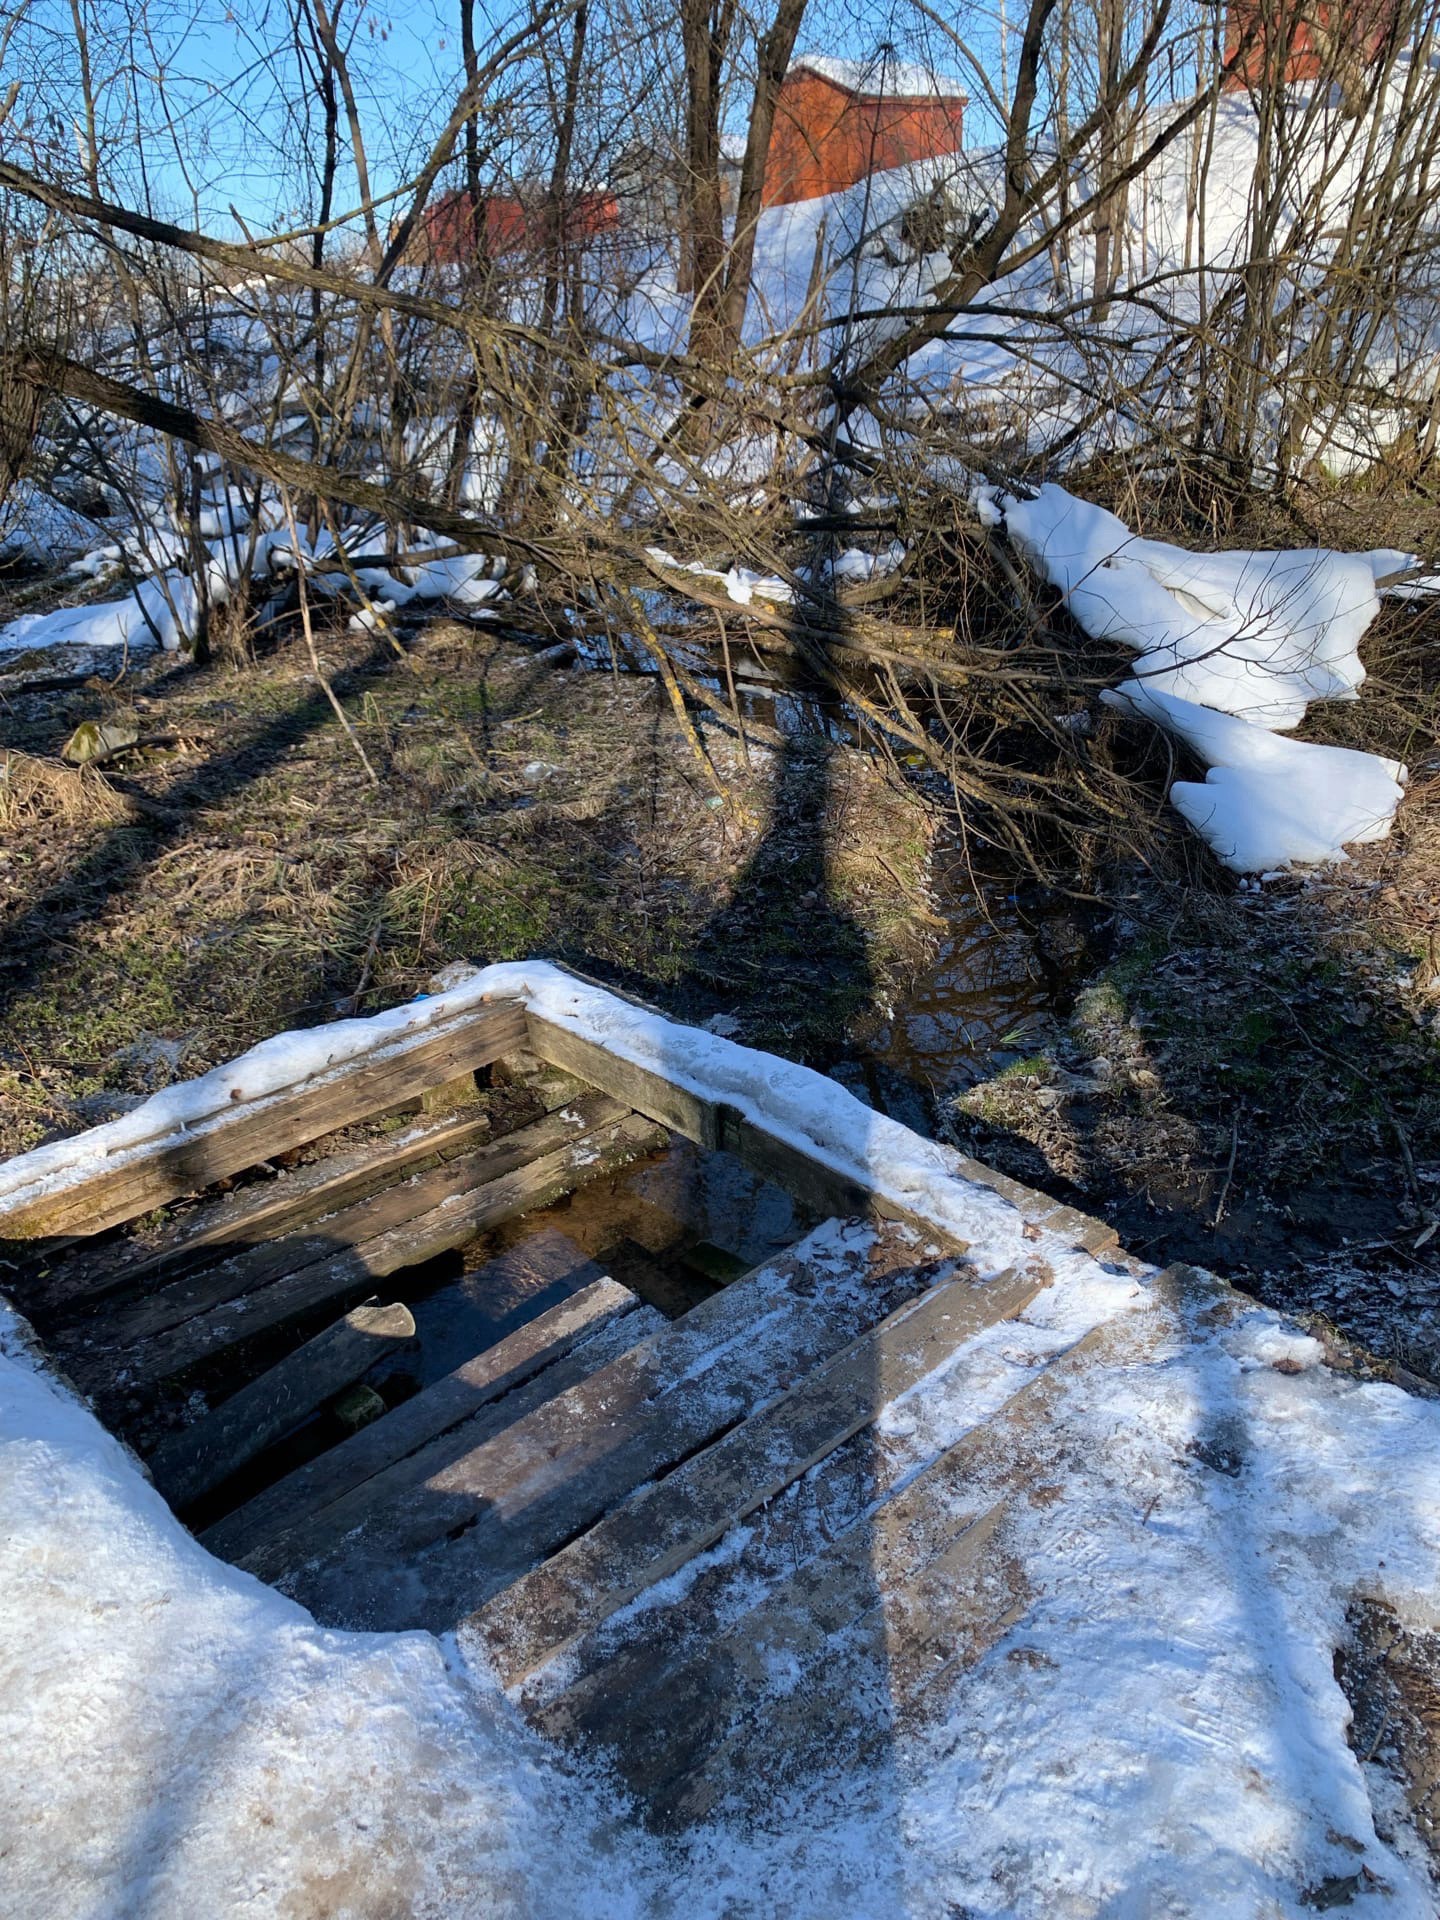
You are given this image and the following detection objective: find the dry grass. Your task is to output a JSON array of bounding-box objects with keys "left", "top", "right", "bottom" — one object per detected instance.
[
  {"left": 0, "top": 616, "right": 941, "bottom": 1159},
  {"left": 0, "top": 747, "right": 137, "bottom": 829}
]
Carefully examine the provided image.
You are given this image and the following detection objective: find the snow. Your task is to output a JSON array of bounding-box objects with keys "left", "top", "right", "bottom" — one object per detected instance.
[
  {"left": 789, "top": 53, "right": 967, "bottom": 102},
  {"left": 985, "top": 481, "right": 1412, "bottom": 873},
  {"left": 1103, "top": 680, "right": 1408, "bottom": 873},
  {"left": 0, "top": 527, "right": 512, "bottom": 657},
  {"left": 998, "top": 483, "right": 1397, "bottom": 731},
  {"left": 0, "top": 1304, "right": 633, "bottom": 1920},
  {"left": 0, "top": 572, "right": 202, "bottom": 655},
  {"left": 646, "top": 546, "right": 794, "bottom": 606},
  {"left": 3, "top": 965, "right": 1440, "bottom": 1914}
]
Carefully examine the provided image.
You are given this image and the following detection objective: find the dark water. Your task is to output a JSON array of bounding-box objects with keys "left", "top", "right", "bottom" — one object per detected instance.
[{"left": 835, "top": 845, "right": 1106, "bottom": 1135}]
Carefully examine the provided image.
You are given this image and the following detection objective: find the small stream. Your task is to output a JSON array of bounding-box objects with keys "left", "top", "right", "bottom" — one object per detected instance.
[
  {"left": 834, "top": 844, "right": 1107, "bottom": 1135},
  {"left": 554, "top": 628, "right": 1110, "bottom": 1136}
]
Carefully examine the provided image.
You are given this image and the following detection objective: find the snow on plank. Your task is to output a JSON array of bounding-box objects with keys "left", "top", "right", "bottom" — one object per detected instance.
[
  {"left": 466, "top": 1262, "right": 1049, "bottom": 1689},
  {"left": 272, "top": 1219, "right": 958, "bottom": 1634},
  {"left": 0, "top": 995, "right": 530, "bottom": 1239}
]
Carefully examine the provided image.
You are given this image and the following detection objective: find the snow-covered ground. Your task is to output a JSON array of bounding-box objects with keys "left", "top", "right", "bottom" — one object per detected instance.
[{"left": 3, "top": 963, "right": 1439, "bottom": 1917}]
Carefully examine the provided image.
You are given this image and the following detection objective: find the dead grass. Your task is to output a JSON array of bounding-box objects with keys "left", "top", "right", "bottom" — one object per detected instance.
[
  {"left": 0, "top": 747, "right": 137, "bottom": 828},
  {"left": 0, "top": 616, "right": 940, "bottom": 1158}
]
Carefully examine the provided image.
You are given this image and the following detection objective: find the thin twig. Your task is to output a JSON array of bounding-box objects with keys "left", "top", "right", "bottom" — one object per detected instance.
[{"left": 280, "top": 491, "right": 380, "bottom": 788}]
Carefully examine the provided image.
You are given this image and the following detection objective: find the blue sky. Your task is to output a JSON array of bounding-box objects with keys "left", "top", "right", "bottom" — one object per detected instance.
[{"left": 22, "top": 0, "right": 1016, "bottom": 234}]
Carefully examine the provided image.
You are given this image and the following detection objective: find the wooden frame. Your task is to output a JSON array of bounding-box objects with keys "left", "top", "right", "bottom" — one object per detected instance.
[{"left": 0, "top": 997, "right": 528, "bottom": 1240}]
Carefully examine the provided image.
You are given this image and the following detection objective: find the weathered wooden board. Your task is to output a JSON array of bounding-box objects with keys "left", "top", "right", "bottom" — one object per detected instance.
[
  {"left": 469, "top": 1264, "right": 1047, "bottom": 1688},
  {"left": 105, "top": 1111, "right": 666, "bottom": 1392},
  {"left": 646, "top": 1503, "right": 1025, "bottom": 1829},
  {"left": 525, "top": 1014, "right": 718, "bottom": 1147},
  {"left": 537, "top": 1299, "right": 1172, "bottom": 1824},
  {"left": 235, "top": 1301, "right": 666, "bottom": 1586},
  {"left": 32, "top": 1104, "right": 509, "bottom": 1319},
  {"left": 0, "top": 997, "right": 529, "bottom": 1240},
  {"left": 526, "top": 1013, "right": 968, "bottom": 1250},
  {"left": 946, "top": 1151, "right": 1120, "bottom": 1255},
  {"left": 61, "top": 1094, "right": 626, "bottom": 1354},
  {"left": 273, "top": 1222, "right": 957, "bottom": 1634},
  {"left": 146, "top": 1297, "right": 416, "bottom": 1512},
  {"left": 204, "top": 1277, "right": 643, "bottom": 1567}
]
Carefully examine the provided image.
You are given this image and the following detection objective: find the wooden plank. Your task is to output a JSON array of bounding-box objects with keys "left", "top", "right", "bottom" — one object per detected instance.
[
  {"left": 525, "top": 1013, "right": 718, "bottom": 1146},
  {"left": 203, "top": 1277, "right": 643, "bottom": 1567},
  {"left": 946, "top": 1150, "right": 1120, "bottom": 1253},
  {"left": 146, "top": 1298, "right": 416, "bottom": 1513},
  {"left": 648, "top": 1503, "right": 1025, "bottom": 1829},
  {"left": 31, "top": 1106, "right": 504, "bottom": 1319},
  {"left": 60, "top": 1094, "right": 627, "bottom": 1353},
  {"left": 713, "top": 1105, "right": 876, "bottom": 1221},
  {"left": 0, "top": 997, "right": 529, "bottom": 1240},
  {"left": 108, "top": 1111, "right": 667, "bottom": 1393},
  {"left": 228, "top": 1298, "right": 665, "bottom": 1584},
  {"left": 537, "top": 1300, "right": 1172, "bottom": 1814},
  {"left": 469, "top": 1264, "right": 1047, "bottom": 1689},
  {"left": 273, "top": 1220, "right": 959, "bottom": 1634},
  {"left": 713, "top": 1104, "right": 971, "bottom": 1243},
  {"left": 535, "top": 1492, "right": 1020, "bottom": 1826},
  {"left": 527, "top": 1012, "right": 968, "bottom": 1249},
  {"left": 42, "top": 1073, "right": 593, "bottom": 1321}
]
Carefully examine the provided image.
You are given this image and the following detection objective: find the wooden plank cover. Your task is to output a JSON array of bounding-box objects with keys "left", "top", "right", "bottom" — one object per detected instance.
[
  {"left": 63, "top": 1094, "right": 626, "bottom": 1355},
  {"left": 106, "top": 1111, "right": 666, "bottom": 1391},
  {"left": 469, "top": 1264, "right": 1047, "bottom": 1687},
  {"left": 538, "top": 1303, "right": 1175, "bottom": 1824},
  {"left": 37, "top": 1106, "right": 503, "bottom": 1318},
  {"left": 236, "top": 1302, "right": 667, "bottom": 1588},
  {"left": 272, "top": 1222, "right": 959, "bottom": 1634},
  {"left": 146, "top": 1297, "right": 416, "bottom": 1512}
]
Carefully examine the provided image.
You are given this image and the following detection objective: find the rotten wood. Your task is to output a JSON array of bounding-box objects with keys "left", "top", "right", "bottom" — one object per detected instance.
[
  {"left": 106, "top": 1110, "right": 665, "bottom": 1392},
  {"left": 58, "top": 1093, "right": 626, "bottom": 1355},
  {"left": 273, "top": 1222, "right": 957, "bottom": 1634},
  {"left": 27, "top": 1105, "right": 503, "bottom": 1322}
]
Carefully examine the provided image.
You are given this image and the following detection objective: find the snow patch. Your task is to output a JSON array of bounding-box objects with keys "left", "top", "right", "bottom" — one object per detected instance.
[{"left": 987, "top": 482, "right": 1409, "bottom": 872}]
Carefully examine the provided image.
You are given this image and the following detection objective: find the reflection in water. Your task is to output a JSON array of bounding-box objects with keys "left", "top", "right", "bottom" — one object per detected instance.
[{"left": 838, "top": 844, "right": 1105, "bottom": 1133}]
